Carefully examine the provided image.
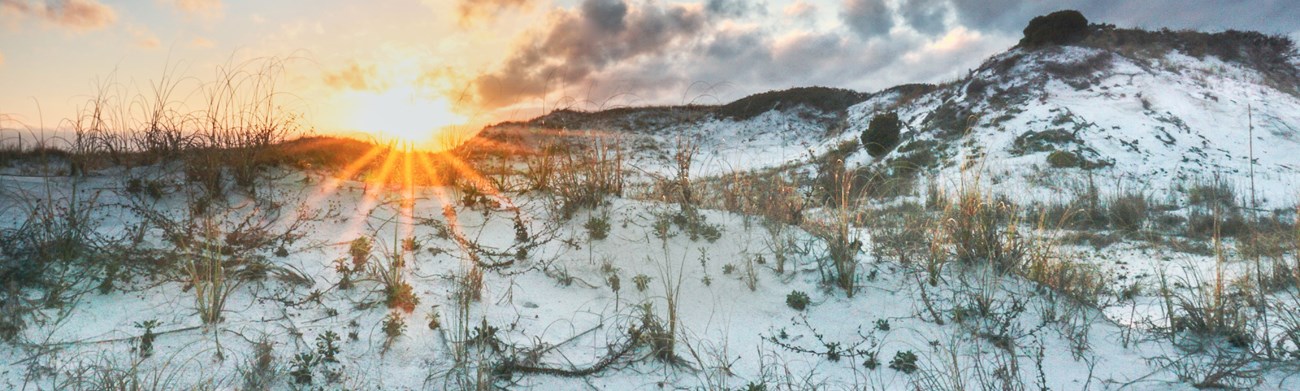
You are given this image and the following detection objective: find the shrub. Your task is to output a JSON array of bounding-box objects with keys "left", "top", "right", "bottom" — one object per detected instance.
[
  {"left": 134, "top": 320, "right": 160, "bottom": 358},
  {"left": 348, "top": 237, "right": 371, "bottom": 271},
  {"left": 1020, "top": 10, "right": 1090, "bottom": 48},
  {"left": 585, "top": 214, "right": 611, "bottom": 240},
  {"left": 385, "top": 281, "right": 420, "bottom": 313},
  {"left": 1107, "top": 192, "right": 1149, "bottom": 232},
  {"left": 861, "top": 112, "right": 902, "bottom": 158},
  {"left": 633, "top": 274, "right": 652, "bottom": 292},
  {"left": 889, "top": 350, "right": 919, "bottom": 374},
  {"left": 315, "top": 331, "right": 341, "bottom": 363},
  {"left": 786, "top": 290, "right": 811, "bottom": 311},
  {"left": 289, "top": 352, "right": 316, "bottom": 385},
  {"left": 382, "top": 312, "right": 406, "bottom": 339}
]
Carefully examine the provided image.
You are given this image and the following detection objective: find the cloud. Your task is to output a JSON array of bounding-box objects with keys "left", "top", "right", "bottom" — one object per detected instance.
[
  {"left": 782, "top": 1, "right": 815, "bottom": 19},
  {"left": 840, "top": 0, "right": 893, "bottom": 39},
  {"left": 323, "top": 63, "right": 384, "bottom": 91},
  {"left": 454, "top": 0, "right": 531, "bottom": 25},
  {"left": 471, "top": 0, "right": 707, "bottom": 107},
  {"left": 0, "top": 50, "right": 5, "bottom": 66},
  {"left": 127, "top": 25, "right": 159, "bottom": 48},
  {"left": 161, "top": 0, "right": 222, "bottom": 19},
  {"left": 470, "top": 1, "right": 1011, "bottom": 112},
  {"left": 898, "top": 0, "right": 948, "bottom": 35},
  {"left": 189, "top": 36, "right": 214, "bottom": 48},
  {"left": 1, "top": 0, "right": 117, "bottom": 31},
  {"left": 705, "top": 0, "right": 762, "bottom": 19}
]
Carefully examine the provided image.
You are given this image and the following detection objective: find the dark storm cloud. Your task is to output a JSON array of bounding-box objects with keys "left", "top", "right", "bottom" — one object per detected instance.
[
  {"left": 580, "top": 0, "right": 628, "bottom": 32},
  {"left": 840, "top": 0, "right": 894, "bottom": 39},
  {"left": 705, "top": 0, "right": 763, "bottom": 19},
  {"left": 472, "top": 0, "right": 707, "bottom": 107},
  {"left": 899, "top": 0, "right": 949, "bottom": 35}
]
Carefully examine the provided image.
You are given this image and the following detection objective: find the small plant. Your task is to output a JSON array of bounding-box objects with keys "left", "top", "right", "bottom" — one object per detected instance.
[
  {"left": 786, "top": 290, "right": 811, "bottom": 311},
  {"left": 607, "top": 274, "right": 620, "bottom": 293},
  {"left": 426, "top": 306, "right": 441, "bottom": 330},
  {"left": 652, "top": 213, "right": 675, "bottom": 241},
  {"left": 315, "top": 331, "right": 341, "bottom": 363},
  {"left": 289, "top": 352, "right": 316, "bottom": 385},
  {"left": 633, "top": 274, "right": 652, "bottom": 292},
  {"left": 889, "top": 350, "right": 919, "bottom": 374},
  {"left": 241, "top": 338, "right": 277, "bottom": 390},
  {"left": 187, "top": 241, "right": 236, "bottom": 324},
  {"left": 349, "top": 236, "right": 372, "bottom": 270},
  {"left": 385, "top": 280, "right": 420, "bottom": 313},
  {"left": 382, "top": 311, "right": 406, "bottom": 339},
  {"left": 401, "top": 237, "right": 420, "bottom": 252},
  {"left": 864, "top": 353, "right": 880, "bottom": 369},
  {"left": 469, "top": 318, "right": 503, "bottom": 352},
  {"left": 585, "top": 214, "right": 611, "bottom": 240},
  {"left": 874, "top": 319, "right": 891, "bottom": 331},
  {"left": 722, "top": 264, "right": 736, "bottom": 275},
  {"left": 134, "top": 319, "right": 161, "bottom": 358}
]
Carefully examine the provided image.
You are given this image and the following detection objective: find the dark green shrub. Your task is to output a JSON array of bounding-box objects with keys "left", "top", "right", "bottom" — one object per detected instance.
[
  {"left": 1020, "top": 10, "right": 1089, "bottom": 48},
  {"left": 889, "top": 350, "right": 919, "bottom": 373},
  {"left": 786, "top": 290, "right": 811, "bottom": 311},
  {"left": 584, "top": 214, "right": 611, "bottom": 240},
  {"left": 862, "top": 112, "right": 902, "bottom": 158}
]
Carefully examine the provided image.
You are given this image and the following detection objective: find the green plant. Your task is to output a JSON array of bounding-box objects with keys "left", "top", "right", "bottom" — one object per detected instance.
[
  {"left": 585, "top": 213, "right": 611, "bottom": 240},
  {"left": 349, "top": 236, "right": 372, "bottom": 270},
  {"left": 134, "top": 319, "right": 160, "bottom": 358},
  {"left": 1020, "top": 10, "right": 1089, "bottom": 48},
  {"left": 385, "top": 280, "right": 420, "bottom": 313},
  {"left": 468, "top": 318, "right": 503, "bottom": 353},
  {"left": 289, "top": 352, "right": 316, "bottom": 385},
  {"left": 786, "top": 290, "right": 811, "bottom": 311},
  {"left": 633, "top": 274, "right": 651, "bottom": 292},
  {"left": 426, "top": 306, "right": 441, "bottom": 330},
  {"left": 889, "top": 350, "right": 919, "bottom": 374},
  {"left": 315, "top": 331, "right": 341, "bottom": 363},
  {"left": 382, "top": 311, "right": 406, "bottom": 339}
]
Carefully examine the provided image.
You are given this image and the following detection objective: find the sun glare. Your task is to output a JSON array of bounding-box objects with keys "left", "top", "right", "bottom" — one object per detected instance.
[{"left": 345, "top": 84, "right": 468, "bottom": 148}]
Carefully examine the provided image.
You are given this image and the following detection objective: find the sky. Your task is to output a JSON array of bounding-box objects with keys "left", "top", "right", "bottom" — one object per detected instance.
[{"left": 1, "top": 0, "right": 1298, "bottom": 144}]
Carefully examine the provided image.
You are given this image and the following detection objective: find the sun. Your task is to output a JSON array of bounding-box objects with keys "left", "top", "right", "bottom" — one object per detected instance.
[{"left": 344, "top": 84, "right": 468, "bottom": 148}]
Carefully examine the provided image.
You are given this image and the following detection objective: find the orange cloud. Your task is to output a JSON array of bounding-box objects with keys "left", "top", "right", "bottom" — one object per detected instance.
[
  {"left": 128, "top": 24, "right": 159, "bottom": 48},
  {"left": 783, "top": 1, "right": 815, "bottom": 18},
  {"left": 323, "top": 62, "right": 384, "bottom": 91},
  {"left": 1, "top": 0, "right": 118, "bottom": 31},
  {"left": 162, "top": 0, "right": 221, "bottom": 19},
  {"left": 189, "top": 36, "right": 214, "bottom": 48},
  {"left": 453, "top": 0, "right": 531, "bottom": 25}
]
